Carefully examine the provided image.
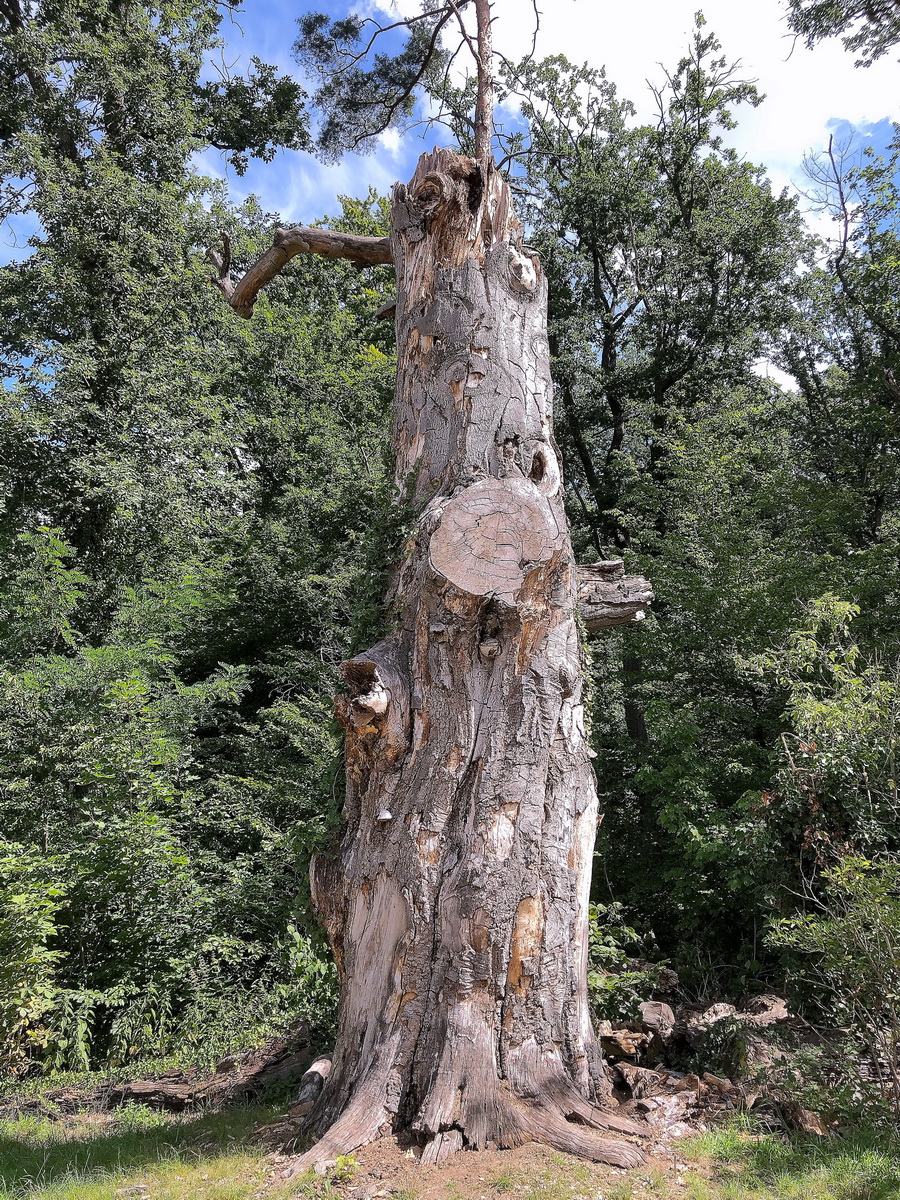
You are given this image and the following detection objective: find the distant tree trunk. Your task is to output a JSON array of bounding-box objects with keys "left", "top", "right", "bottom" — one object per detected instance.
[{"left": 298, "top": 150, "right": 644, "bottom": 1169}]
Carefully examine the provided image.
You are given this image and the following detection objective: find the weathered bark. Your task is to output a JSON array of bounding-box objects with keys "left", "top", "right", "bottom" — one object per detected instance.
[
  {"left": 577, "top": 562, "right": 653, "bottom": 633},
  {"left": 296, "top": 150, "right": 645, "bottom": 1171}
]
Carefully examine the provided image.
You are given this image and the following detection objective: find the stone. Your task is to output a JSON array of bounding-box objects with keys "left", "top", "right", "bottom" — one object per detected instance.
[
  {"left": 684, "top": 1003, "right": 737, "bottom": 1046},
  {"left": 743, "top": 995, "right": 789, "bottom": 1026}
]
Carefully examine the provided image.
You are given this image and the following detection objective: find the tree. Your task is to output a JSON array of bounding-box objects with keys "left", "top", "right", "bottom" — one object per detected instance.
[
  {"left": 780, "top": 133, "right": 900, "bottom": 563},
  {"left": 503, "top": 25, "right": 804, "bottom": 553},
  {"left": 212, "top": 0, "right": 648, "bottom": 1171},
  {"left": 0, "top": 0, "right": 392, "bottom": 1067},
  {"left": 484, "top": 32, "right": 817, "bottom": 983},
  {"left": 786, "top": 0, "right": 900, "bottom": 65}
]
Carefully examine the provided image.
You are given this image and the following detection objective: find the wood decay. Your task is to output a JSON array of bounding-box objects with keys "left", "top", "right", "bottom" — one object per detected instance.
[
  {"left": 576, "top": 561, "right": 653, "bottom": 632},
  {"left": 212, "top": 148, "right": 650, "bottom": 1173}
]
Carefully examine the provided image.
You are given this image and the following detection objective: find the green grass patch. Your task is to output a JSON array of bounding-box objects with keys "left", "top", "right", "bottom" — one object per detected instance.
[
  {"left": 0, "top": 1102, "right": 295, "bottom": 1200},
  {"left": 681, "top": 1119, "right": 900, "bottom": 1200}
]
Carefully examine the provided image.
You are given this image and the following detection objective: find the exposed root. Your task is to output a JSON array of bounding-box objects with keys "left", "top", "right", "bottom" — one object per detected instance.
[
  {"left": 420, "top": 1127, "right": 464, "bottom": 1165},
  {"left": 285, "top": 1098, "right": 389, "bottom": 1178},
  {"left": 284, "top": 1090, "right": 646, "bottom": 1175},
  {"left": 522, "top": 1103, "right": 646, "bottom": 1168},
  {"left": 564, "top": 1096, "right": 650, "bottom": 1139}
]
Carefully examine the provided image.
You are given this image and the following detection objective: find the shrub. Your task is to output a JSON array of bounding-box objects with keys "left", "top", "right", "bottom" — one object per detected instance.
[
  {"left": 587, "top": 901, "right": 667, "bottom": 1023},
  {"left": 768, "top": 857, "right": 900, "bottom": 1123},
  {"left": 0, "top": 847, "right": 64, "bottom": 1074}
]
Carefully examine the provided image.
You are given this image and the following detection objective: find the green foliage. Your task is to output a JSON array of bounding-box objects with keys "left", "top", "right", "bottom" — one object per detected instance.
[
  {"left": 294, "top": 8, "right": 454, "bottom": 161},
  {"left": 744, "top": 596, "right": 900, "bottom": 872},
  {"left": 786, "top": 0, "right": 900, "bottom": 64},
  {"left": 769, "top": 857, "right": 900, "bottom": 1123},
  {"left": 509, "top": 22, "right": 804, "bottom": 553},
  {"left": 0, "top": 0, "right": 395, "bottom": 1070},
  {"left": 0, "top": 848, "right": 65, "bottom": 1075},
  {"left": 586, "top": 902, "right": 665, "bottom": 1023},
  {"left": 195, "top": 56, "right": 311, "bottom": 174},
  {"left": 0, "top": 0, "right": 309, "bottom": 196}
]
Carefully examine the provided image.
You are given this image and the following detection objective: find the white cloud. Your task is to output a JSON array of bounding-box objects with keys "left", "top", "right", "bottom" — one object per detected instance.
[
  {"left": 191, "top": 0, "right": 898, "bottom": 228},
  {"left": 371, "top": 0, "right": 897, "bottom": 193},
  {"left": 378, "top": 127, "right": 403, "bottom": 157}
]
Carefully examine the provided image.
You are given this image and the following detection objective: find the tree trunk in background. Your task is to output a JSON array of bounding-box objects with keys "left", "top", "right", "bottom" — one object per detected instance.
[{"left": 302, "top": 149, "right": 644, "bottom": 1170}]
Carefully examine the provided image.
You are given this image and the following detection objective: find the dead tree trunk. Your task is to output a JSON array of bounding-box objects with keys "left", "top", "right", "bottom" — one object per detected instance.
[
  {"left": 209, "top": 141, "right": 650, "bottom": 1168},
  {"left": 291, "top": 150, "right": 645, "bottom": 1169}
]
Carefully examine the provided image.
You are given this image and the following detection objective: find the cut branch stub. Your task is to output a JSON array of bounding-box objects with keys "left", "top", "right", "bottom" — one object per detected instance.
[
  {"left": 577, "top": 561, "right": 654, "bottom": 632},
  {"left": 430, "top": 476, "right": 563, "bottom": 603}
]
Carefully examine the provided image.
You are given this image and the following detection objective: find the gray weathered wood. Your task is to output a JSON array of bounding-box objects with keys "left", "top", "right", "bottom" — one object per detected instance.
[
  {"left": 207, "top": 227, "right": 392, "bottom": 318},
  {"left": 291, "top": 149, "right": 645, "bottom": 1172},
  {"left": 577, "top": 562, "right": 653, "bottom": 632}
]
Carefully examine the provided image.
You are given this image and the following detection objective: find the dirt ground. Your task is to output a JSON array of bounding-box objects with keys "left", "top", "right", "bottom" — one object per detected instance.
[{"left": 271, "top": 1132, "right": 704, "bottom": 1200}]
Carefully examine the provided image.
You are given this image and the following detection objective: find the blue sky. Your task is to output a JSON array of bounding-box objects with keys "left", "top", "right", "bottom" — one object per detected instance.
[
  {"left": 197, "top": 0, "right": 899, "bottom": 230},
  {"left": 2, "top": 0, "right": 897, "bottom": 261}
]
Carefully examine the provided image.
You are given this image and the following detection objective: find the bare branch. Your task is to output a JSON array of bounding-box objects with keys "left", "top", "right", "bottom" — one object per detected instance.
[
  {"left": 474, "top": 0, "right": 495, "bottom": 169},
  {"left": 446, "top": 0, "right": 479, "bottom": 63},
  {"left": 207, "top": 227, "right": 393, "bottom": 319},
  {"left": 347, "top": 6, "right": 457, "bottom": 151},
  {"left": 207, "top": 231, "right": 236, "bottom": 303},
  {"left": 334, "top": 7, "right": 460, "bottom": 72},
  {"left": 529, "top": 0, "right": 541, "bottom": 59}
]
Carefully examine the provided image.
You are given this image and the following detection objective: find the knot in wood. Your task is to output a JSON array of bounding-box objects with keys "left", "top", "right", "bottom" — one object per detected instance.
[
  {"left": 414, "top": 171, "right": 460, "bottom": 214},
  {"left": 274, "top": 226, "right": 309, "bottom": 253},
  {"left": 527, "top": 444, "right": 560, "bottom": 498}
]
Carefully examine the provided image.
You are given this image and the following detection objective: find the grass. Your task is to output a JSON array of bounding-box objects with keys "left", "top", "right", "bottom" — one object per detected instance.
[
  {"left": 2, "top": 1089, "right": 900, "bottom": 1200},
  {"left": 464, "top": 1120, "right": 900, "bottom": 1200},
  {"left": 679, "top": 1118, "right": 900, "bottom": 1200},
  {"left": 0, "top": 1102, "right": 298, "bottom": 1200}
]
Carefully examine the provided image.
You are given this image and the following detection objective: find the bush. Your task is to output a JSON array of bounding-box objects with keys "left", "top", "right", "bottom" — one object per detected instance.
[
  {"left": 768, "top": 857, "right": 900, "bottom": 1124},
  {"left": 743, "top": 594, "right": 900, "bottom": 877},
  {"left": 586, "top": 901, "right": 667, "bottom": 1024},
  {"left": 0, "top": 847, "right": 64, "bottom": 1075}
]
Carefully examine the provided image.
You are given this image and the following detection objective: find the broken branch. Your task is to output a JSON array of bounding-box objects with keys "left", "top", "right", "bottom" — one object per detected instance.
[
  {"left": 577, "top": 561, "right": 653, "bottom": 632},
  {"left": 207, "top": 227, "right": 394, "bottom": 319}
]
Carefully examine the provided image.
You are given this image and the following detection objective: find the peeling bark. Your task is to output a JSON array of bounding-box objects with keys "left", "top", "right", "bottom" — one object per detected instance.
[{"left": 293, "top": 150, "right": 646, "bottom": 1171}]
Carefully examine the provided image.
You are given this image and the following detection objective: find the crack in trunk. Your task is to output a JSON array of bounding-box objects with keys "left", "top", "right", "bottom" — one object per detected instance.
[{"left": 290, "top": 150, "right": 646, "bottom": 1172}]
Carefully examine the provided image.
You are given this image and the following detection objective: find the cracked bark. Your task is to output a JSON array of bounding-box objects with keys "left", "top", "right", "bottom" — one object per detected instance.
[{"left": 292, "top": 150, "right": 646, "bottom": 1170}]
